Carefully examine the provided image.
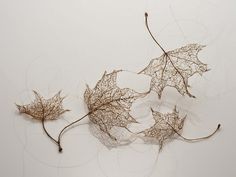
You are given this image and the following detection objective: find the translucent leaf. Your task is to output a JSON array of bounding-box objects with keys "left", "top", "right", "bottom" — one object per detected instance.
[
  {"left": 84, "top": 70, "right": 146, "bottom": 142},
  {"left": 140, "top": 107, "right": 185, "bottom": 150},
  {"left": 139, "top": 44, "right": 208, "bottom": 98},
  {"left": 16, "top": 91, "right": 69, "bottom": 120}
]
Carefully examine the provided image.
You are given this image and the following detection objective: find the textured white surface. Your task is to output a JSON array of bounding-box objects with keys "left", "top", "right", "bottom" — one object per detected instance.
[{"left": 0, "top": 0, "right": 235, "bottom": 176}]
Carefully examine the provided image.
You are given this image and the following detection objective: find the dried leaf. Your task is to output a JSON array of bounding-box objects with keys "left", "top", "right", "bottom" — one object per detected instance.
[
  {"left": 140, "top": 107, "right": 185, "bottom": 150},
  {"left": 139, "top": 44, "right": 208, "bottom": 98},
  {"left": 16, "top": 91, "right": 69, "bottom": 120},
  {"left": 139, "top": 13, "right": 208, "bottom": 98},
  {"left": 84, "top": 70, "right": 146, "bottom": 141}
]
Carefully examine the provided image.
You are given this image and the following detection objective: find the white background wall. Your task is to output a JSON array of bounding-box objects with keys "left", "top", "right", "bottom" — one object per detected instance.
[{"left": 0, "top": 0, "right": 235, "bottom": 177}]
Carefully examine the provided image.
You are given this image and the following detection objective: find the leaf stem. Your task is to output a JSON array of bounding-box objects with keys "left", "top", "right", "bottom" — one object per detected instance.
[
  {"left": 144, "top": 12, "right": 167, "bottom": 54},
  {"left": 57, "top": 112, "right": 91, "bottom": 152},
  {"left": 41, "top": 118, "right": 60, "bottom": 145},
  {"left": 39, "top": 95, "right": 62, "bottom": 151},
  {"left": 167, "top": 122, "right": 221, "bottom": 142}
]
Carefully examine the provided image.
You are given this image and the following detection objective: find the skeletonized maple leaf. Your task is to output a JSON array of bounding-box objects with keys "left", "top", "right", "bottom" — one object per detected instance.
[
  {"left": 139, "top": 13, "right": 208, "bottom": 98},
  {"left": 139, "top": 44, "right": 208, "bottom": 98},
  {"left": 140, "top": 106, "right": 220, "bottom": 151},
  {"left": 16, "top": 90, "right": 69, "bottom": 120},
  {"left": 84, "top": 70, "right": 146, "bottom": 141},
  {"left": 16, "top": 91, "right": 70, "bottom": 152},
  {"left": 140, "top": 107, "right": 185, "bottom": 150}
]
